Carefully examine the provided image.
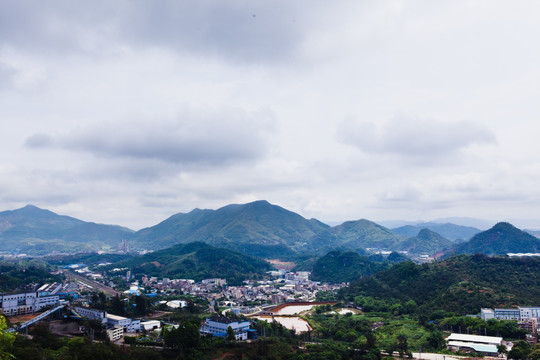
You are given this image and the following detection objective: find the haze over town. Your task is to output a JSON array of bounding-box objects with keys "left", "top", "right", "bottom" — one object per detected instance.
[{"left": 1, "top": 1, "right": 540, "bottom": 230}]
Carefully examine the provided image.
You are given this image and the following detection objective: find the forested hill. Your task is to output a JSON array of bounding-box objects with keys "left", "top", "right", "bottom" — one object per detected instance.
[
  {"left": 450, "top": 222, "right": 540, "bottom": 255},
  {"left": 107, "top": 242, "right": 273, "bottom": 285},
  {"left": 341, "top": 254, "right": 540, "bottom": 314},
  {"left": 309, "top": 250, "right": 405, "bottom": 283},
  {"left": 400, "top": 228, "right": 453, "bottom": 255}
]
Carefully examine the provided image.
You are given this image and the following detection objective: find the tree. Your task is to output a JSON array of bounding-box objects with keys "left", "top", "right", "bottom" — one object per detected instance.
[
  {"left": 396, "top": 334, "right": 412, "bottom": 358},
  {"left": 498, "top": 344, "right": 508, "bottom": 356},
  {"left": 226, "top": 326, "right": 236, "bottom": 342},
  {"left": 134, "top": 295, "right": 149, "bottom": 316},
  {"left": 508, "top": 340, "right": 531, "bottom": 360},
  {"left": 0, "top": 316, "right": 15, "bottom": 360},
  {"left": 111, "top": 295, "right": 125, "bottom": 316}
]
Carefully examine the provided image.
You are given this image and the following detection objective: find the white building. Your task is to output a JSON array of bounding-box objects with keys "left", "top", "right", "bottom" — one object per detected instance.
[
  {"left": 107, "top": 326, "right": 124, "bottom": 342},
  {"left": 200, "top": 317, "right": 250, "bottom": 341},
  {"left": 74, "top": 307, "right": 140, "bottom": 332},
  {"left": 520, "top": 307, "right": 540, "bottom": 321},
  {"left": 140, "top": 320, "right": 161, "bottom": 332},
  {"left": 166, "top": 300, "right": 187, "bottom": 309},
  {"left": 0, "top": 291, "right": 60, "bottom": 316},
  {"left": 481, "top": 307, "right": 540, "bottom": 321},
  {"left": 74, "top": 306, "right": 107, "bottom": 324},
  {"left": 480, "top": 308, "right": 495, "bottom": 320},
  {"left": 447, "top": 333, "right": 502, "bottom": 356}
]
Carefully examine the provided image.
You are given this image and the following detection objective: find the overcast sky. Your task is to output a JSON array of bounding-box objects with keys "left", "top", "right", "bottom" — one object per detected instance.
[{"left": 1, "top": 1, "right": 540, "bottom": 230}]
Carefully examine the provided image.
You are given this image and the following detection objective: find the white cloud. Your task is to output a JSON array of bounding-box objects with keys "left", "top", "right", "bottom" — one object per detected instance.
[{"left": 337, "top": 117, "right": 495, "bottom": 160}]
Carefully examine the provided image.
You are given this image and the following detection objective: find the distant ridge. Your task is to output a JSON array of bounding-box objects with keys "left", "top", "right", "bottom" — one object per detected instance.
[
  {"left": 391, "top": 222, "right": 480, "bottom": 241},
  {"left": 304, "top": 219, "right": 406, "bottom": 254},
  {"left": 0, "top": 205, "right": 134, "bottom": 255}
]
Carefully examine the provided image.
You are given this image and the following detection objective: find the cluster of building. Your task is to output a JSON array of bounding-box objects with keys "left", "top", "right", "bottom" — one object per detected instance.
[
  {"left": 481, "top": 307, "right": 540, "bottom": 321},
  {"left": 72, "top": 306, "right": 161, "bottom": 341},
  {"left": 131, "top": 271, "right": 344, "bottom": 311}
]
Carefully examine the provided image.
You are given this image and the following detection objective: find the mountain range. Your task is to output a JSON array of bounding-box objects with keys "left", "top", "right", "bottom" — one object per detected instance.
[{"left": 1, "top": 202, "right": 539, "bottom": 259}]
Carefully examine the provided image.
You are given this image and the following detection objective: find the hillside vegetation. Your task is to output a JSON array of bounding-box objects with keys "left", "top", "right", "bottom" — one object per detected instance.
[
  {"left": 309, "top": 250, "right": 392, "bottom": 283},
  {"left": 108, "top": 242, "right": 273, "bottom": 285},
  {"left": 342, "top": 254, "right": 540, "bottom": 314},
  {"left": 450, "top": 222, "right": 540, "bottom": 255}
]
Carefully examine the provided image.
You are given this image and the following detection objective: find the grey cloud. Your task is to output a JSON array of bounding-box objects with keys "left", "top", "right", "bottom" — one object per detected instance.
[
  {"left": 337, "top": 118, "right": 495, "bottom": 158},
  {"left": 25, "top": 133, "right": 54, "bottom": 147},
  {"left": 0, "top": 61, "right": 16, "bottom": 89},
  {"left": 0, "top": 1, "right": 304, "bottom": 64},
  {"left": 25, "top": 108, "right": 275, "bottom": 166}
]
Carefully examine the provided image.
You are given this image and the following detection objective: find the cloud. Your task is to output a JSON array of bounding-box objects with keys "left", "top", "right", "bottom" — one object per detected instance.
[
  {"left": 0, "top": 61, "right": 16, "bottom": 89},
  {"left": 0, "top": 1, "right": 305, "bottom": 64},
  {"left": 337, "top": 117, "right": 495, "bottom": 159},
  {"left": 25, "top": 107, "right": 276, "bottom": 167}
]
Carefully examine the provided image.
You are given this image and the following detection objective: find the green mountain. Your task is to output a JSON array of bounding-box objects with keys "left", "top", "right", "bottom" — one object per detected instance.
[
  {"left": 108, "top": 241, "right": 273, "bottom": 285},
  {"left": 310, "top": 250, "right": 391, "bottom": 284},
  {"left": 399, "top": 228, "right": 453, "bottom": 255},
  {"left": 304, "top": 219, "right": 406, "bottom": 254},
  {"left": 391, "top": 222, "right": 480, "bottom": 241},
  {"left": 0, "top": 205, "right": 134, "bottom": 255},
  {"left": 450, "top": 222, "right": 540, "bottom": 255},
  {"left": 342, "top": 254, "right": 540, "bottom": 314},
  {"left": 131, "top": 200, "right": 329, "bottom": 257}
]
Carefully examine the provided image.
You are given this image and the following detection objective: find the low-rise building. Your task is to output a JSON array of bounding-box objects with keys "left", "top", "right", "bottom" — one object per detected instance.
[
  {"left": 447, "top": 333, "right": 502, "bottom": 356},
  {"left": 140, "top": 320, "right": 161, "bottom": 332},
  {"left": 200, "top": 317, "right": 250, "bottom": 341},
  {"left": 106, "top": 326, "right": 124, "bottom": 342},
  {"left": 74, "top": 306, "right": 107, "bottom": 324},
  {"left": 0, "top": 291, "right": 60, "bottom": 316}
]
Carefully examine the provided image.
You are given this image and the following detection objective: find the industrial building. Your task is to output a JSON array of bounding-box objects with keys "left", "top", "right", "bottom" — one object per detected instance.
[
  {"left": 447, "top": 333, "right": 502, "bottom": 356},
  {"left": 0, "top": 283, "right": 61, "bottom": 316}
]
